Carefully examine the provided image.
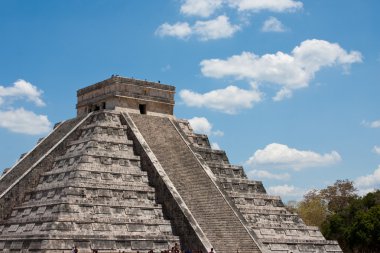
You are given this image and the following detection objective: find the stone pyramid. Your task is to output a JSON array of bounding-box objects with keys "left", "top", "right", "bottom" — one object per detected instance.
[{"left": 0, "top": 76, "right": 342, "bottom": 253}]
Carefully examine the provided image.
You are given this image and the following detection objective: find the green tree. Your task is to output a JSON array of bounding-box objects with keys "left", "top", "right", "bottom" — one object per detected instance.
[
  {"left": 297, "top": 194, "right": 327, "bottom": 228},
  {"left": 296, "top": 180, "right": 357, "bottom": 228},
  {"left": 319, "top": 179, "right": 357, "bottom": 213},
  {"left": 296, "top": 181, "right": 380, "bottom": 252},
  {"left": 322, "top": 190, "right": 380, "bottom": 253}
]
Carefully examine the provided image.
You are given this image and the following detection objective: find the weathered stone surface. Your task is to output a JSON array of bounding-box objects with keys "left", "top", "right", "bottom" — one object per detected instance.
[
  {"left": 0, "top": 111, "right": 179, "bottom": 252},
  {"left": 176, "top": 119, "right": 342, "bottom": 252},
  {"left": 0, "top": 76, "right": 342, "bottom": 253}
]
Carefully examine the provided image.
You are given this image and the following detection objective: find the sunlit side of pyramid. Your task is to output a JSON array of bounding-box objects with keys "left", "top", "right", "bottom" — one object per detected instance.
[{"left": 0, "top": 76, "right": 342, "bottom": 253}]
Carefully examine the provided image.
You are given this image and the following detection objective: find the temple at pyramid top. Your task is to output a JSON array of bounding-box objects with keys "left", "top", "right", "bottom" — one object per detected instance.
[{"left": 76, "top": 75, "right": 175, "bottom": 116}]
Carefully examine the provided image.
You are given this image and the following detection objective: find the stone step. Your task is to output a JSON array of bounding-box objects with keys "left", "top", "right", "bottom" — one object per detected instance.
[
  {"left": 54, "top": 150, "right": 140, "bottom": 162},
  {"left": 68, "top": 137, "right": 133, "bottom": 147},
  {"left": 0, "top": 111, "right": 181, "bottom": 252},
  {"left": 12, "top": 201, "right": 164, "bottom": 213},
  {"left": 39, "top": 170, "right": 148, "bottom": 184},
  {"left": 71, "top": 134, "right": 130, "bottom": 145},
  {"left": 42, "top": 166, "right": 148, "bottom": 177},
  {"left": 130, "top": 114, "right": 261, "bottom": 253}
]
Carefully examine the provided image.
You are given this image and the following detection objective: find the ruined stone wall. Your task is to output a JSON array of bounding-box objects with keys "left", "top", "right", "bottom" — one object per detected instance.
[{"left": 0, "top": 116, "right": 86, "bottom": 220}]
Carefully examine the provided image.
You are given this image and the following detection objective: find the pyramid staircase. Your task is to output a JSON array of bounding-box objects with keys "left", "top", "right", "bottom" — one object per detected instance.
[
  {"left": 174, "top": 119, "right": 343, "bottom": 253},
  {"left": 127, "top": 114, "right": 262, "bottom": 253},
  {"left": 0, "top": 111, "right": 179, "bottom": 252}
]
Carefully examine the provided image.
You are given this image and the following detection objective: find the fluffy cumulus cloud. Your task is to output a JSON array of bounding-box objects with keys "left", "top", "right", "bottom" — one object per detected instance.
[
  {"left": 193, "top": 15, "right": 240, "bottom": 41},
  {"left": 248, "top": 169, "right": 290, "bottom": 180},
  {"left": 180, "top": 0, "right": 223, "bottom": 17},
  {"left": 0, "top": 79, "right": 51, "bottom": 135},
  {"left": 0, "top": 108, "right": 51, "bottom": 135},
  {"left": 355, "top": 165, "right": 380, "bottom": 194},
  {"left": 158, "top": 0, "right": 303, "bottom": 41},
  {"left": 267, "top": 184, "right": 305, "bottom": 199},
  {"left": 155, "top": 22, "right": 192, "bottom": 39},
  {"left": 180, "top": 0, "right": 302, "bottom": 18},
  {"left": 188, "top": 117, "right": 213, "bottom": 134},
  {"left": 188, "top": 116, "right": 224, "bottom": 137},
  {"left": 180, "top": 85, "right": 262, "bottom": 114},
  {"left": 246, "top": 143, "right": 341, "bottom": 170},
  {"left": 201, "top": 39, "right": 362, "bottom": 100},
  {"left": 0, "top": 79, "right": 45, "bottom": 106},
  {"left": 227, "top": 0, "right": 303, "bottom": 12},
  {"left": 155, "top": 16, "right": 240, "bottom": 41},
  {"left": 262, "top": 17, "right": 286, "bottom": 32}
]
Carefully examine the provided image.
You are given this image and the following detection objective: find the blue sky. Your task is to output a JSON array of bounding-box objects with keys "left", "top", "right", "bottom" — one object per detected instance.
[{"left": 1, "top": 0, "right": 379, "bottom": 201}]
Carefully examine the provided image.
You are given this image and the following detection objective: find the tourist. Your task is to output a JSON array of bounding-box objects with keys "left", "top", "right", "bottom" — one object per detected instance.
[
  {"left": 208, "top": 248, "right": 213, "bottom": 253},
  {"left": 71, "top": 246, "right": 78, "bottom": 253}
]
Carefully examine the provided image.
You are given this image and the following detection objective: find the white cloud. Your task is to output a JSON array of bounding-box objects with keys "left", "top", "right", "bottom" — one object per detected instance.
[
  {"left": 248, "top": 169, "right": 290, "bottom": 180},
  {"left": 211, "top": 142, "right": 221, "bottom": 150},
  {"left": 193, "top": 15, "right": 240, "bottom": 41},
  {"left": 200, "top": 39, "right": 362, "bottom": 100},
  {"left": 188, "top": 116, "right": 224, "bottom": 138},
  {"left": 362, "top": 119, "right": 380, "bottom": 128},
  {"left": 155, "top": 16, "right": 240, "bottom": 41},
  {"left": 0, "top": 79, "right": 45, "bottom": 106},
  {"left": 179, "top": 0, "right": 302, "bottom": 17},
  {"left": 0, "top": 108, "right": 51, "bottom": 135},
  {"left": 180, "top": 0, "right": 223, "bottom": 17},
  {"left": 188, "top": 117, "right": 213, "bottom": 134},
  {"left": 246, "top": 143, "right": 342, "bottom": 171},
  {"left": 262, "top": 17, "right": 286, "bottom": 32},
  {"left": 155, "top": 22, "right": 192, "bottom": 39},
  {"left": 180, "top": 85, "right": 262, "bottom": 114},
  {"left": 213, "top": 130, "right": 224, "bottom": 137},
  {"left": 227, "top": 0, "right": 303, "bottom": 12},
  {"left": 268, "top": 184, "right": 305, "bottom": 199},
  {"left": 355, "top": 165, "right": 380, "bottom": 194},
  {"left": 370, "top": 121, "right": 380, "bottom": 128},
  {"left": 273, "top": 87, "right": 292, "bottom": 101},
  {"left": 373, "top": 146, "right": 380, "bottom": 155}
]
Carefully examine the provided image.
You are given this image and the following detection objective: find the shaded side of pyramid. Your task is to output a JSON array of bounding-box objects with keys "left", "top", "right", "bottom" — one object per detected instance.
[{"left": 0, "top": 111, "right": 179, "bottom": 252}]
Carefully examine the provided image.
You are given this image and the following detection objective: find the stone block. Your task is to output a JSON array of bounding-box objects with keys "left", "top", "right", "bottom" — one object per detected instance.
[
  {"left": 260, "top": 228, "right": 276, "bottom": 235},
  {"left": 324, "top": 244, "right": 342, "bottom": 251},
  {"left": 10, "top": 241, "right": 23, "bottom": 250},
  {"left": 92, "top": 240, "right": 116, "bottom": 250},
  {"left": 127, "top": 224, "right": 145, "bottom": 232},
  {"left": 308, "top": 229, "right": 323, "bottom": 237},
  {"left": 298, "top": 244, "right": 316, "bottom": 251},
  {"left": 285, "top": 229, "right": 299, "bottom": 237},
  {"left": 36, "top": 206, "right": 46, "bottom": 215},
  {"left": 28, "top": 241, "right": 42, "bottom": 250},
  {"left": 270, "top": 244, "right": 288, "bottom": 250},
  {"left": 131, "top": 240, "right": 154, "bottom": 250},
  {"left": 92, "top": 223, "right": 111, "bottom": 231},
  {"left": 23, "top": 223, "right": 35, "bottom": 232},
  {"left": 8, "top": 225, "right": 19, "bottom": 232}
]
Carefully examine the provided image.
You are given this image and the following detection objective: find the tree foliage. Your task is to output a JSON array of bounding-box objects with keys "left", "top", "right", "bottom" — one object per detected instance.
[
  {"left": 295, "top": 180, "right": 380, "bottom": 253},
  {"left": 319, "top": 179, "right": 357, "bottom": 213},
  {"left": 322, "top": 190, "right": 380, "bottom": 253},
  {"left": 297, "top": 190, "right": 327, "bottom": 228}
]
